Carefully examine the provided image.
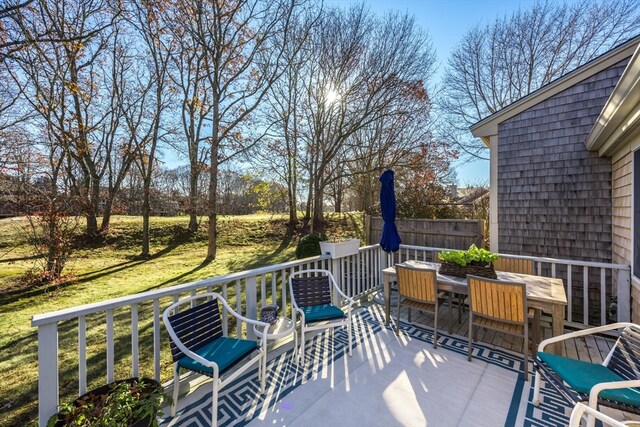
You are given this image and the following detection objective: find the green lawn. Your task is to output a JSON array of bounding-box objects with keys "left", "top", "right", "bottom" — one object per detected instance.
[{"left": 0, "top": 213, "right": 364, "bottom": 426}]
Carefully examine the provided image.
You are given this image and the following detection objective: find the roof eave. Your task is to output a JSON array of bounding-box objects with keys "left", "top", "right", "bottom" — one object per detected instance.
[{"left": 585, "top": 44, "right": 640, "bottom": 156}]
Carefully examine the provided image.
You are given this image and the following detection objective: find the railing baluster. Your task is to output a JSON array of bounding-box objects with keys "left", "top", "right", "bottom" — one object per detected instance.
[
  {"left": 567, "top": 265, "right": 573, "bottom": 323},
  {"left": 222, "top": 284, "right": 228, "bottom": 336},
  {"left": 357, "top": 251, "right": 362, "bottom": 296},
  {"left": 131, "top": 304, "right": 139, "bottom": 378},
  {"left": 551, "top": 263, "right": 556, "bottom": 277},
  {"left": 583, "top": 267, "right": 589, "bottom": 325},
  {"left": 153, "top": 299, "right": 160, "bottom": 381},
  {"left": 190, "top": 290, "right": 197, "bottom": 308},
  {"left": 537, "top": 261, "right": 542, "bottom": 276},
  {"left": 261, "top": 275, "right": 266, "bottom": 306},
  {"left": 38, "top": 323, "right": 58, "bottom": 427},
  {"left": 271, "top": 273, "right": 277, "bottom": 305},
  {"left": 281, "top": 268, "right": 287, "bottom": 317},
  {"left": 236, "top": 280, "right": 242, "bottom": 337},
  {"left": 106, "top": 309, "right": 114, "bottom": 383},
  {"left": 78, "top": 315, "right": 86, "bottom": 395},
  {"left": 246, "top": 276, "right": 257, "bottom": 340},
  {"left": 600, "top": 268, "right": 606, "bottom": 325}
]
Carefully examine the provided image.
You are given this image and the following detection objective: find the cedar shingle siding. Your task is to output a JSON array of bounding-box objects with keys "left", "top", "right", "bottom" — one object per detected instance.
[{"left": 497, "top": 59, "right": 629, "bottom": 263}]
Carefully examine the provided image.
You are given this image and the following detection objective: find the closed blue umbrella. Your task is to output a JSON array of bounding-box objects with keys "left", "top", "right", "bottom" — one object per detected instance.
[{"left": 379, "top": 169, "right": 401, "bottom": 253}]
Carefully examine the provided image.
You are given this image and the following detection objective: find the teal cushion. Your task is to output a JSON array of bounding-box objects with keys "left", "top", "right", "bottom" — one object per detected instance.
[
  {"left": 302, "top": 304, "right": 345, "bottom": 322},
  {"left": 179, "top": 337, "right": 257, "bottom": 375},
  {"left": 538, "top": 352, "right": 640, "bottom": 407}
]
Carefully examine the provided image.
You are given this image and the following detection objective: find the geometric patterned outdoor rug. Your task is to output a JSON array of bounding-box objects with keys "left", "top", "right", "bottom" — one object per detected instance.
[{"left": 160, "top": 305, "right": 574, "bottom": 427}]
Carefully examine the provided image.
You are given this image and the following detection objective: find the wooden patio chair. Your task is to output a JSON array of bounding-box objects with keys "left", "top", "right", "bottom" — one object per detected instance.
[
  {"left": 533, "top": 323, "right": 640, "bottom": 422},
  {"left": 467, "top": 275, "right": 538, "bottom": 381},
  {"left": 494, "top": 257, "right": 534, "bottom": 275},
  {"left": 162, "top": 293, "right": 269, "bottom": 427},
  {"left": 395, "top": 265, "right": 444, "bottom": 348},
  {"left": 289, "top": 269, "right": 355, "bottom": 364}
]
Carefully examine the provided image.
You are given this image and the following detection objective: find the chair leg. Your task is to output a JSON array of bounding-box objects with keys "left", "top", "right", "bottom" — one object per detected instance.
[
  {"left": 261, "top": 349, "right": 267, "bottom": 393},
  {"left": 467, "top": 317, "right": 473, "bottom": 362},
  {"left": 348, "top": 318, "right": 353, "bottom": 357},
  {"left": 396, "top": 299, "right": 401, "bottom": 335},
  {"left": 523, "top": 332, "right": 529, "bottom": 382},
  {"left": 533, "top": 370, "right": 542, "bottom": 406},
  {"left": 212, "top": 379, "right": 219, "bottom": 427},
  {"left": 171, "top": 364, "right": 180, "bottom": 417},
  {"left": 433, "top": 307, "right": 438, "bottom": 349},
  {"left": 448, "top": 293, "right": 452, "bottom": 334},
  {"left": 300, "top": 328, "right": 306, "bottom": 365}
]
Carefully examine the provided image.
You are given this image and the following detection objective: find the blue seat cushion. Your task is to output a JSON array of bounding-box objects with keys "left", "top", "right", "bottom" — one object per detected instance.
[
  {"left": 302, "top": 304, "right": 345, "bottom": 323},
  {"left": 179, "top": 337, "right": 257, "bottom": 376},
  {"left": 538, "top": 351, "right": 640, "bottom": 407}
]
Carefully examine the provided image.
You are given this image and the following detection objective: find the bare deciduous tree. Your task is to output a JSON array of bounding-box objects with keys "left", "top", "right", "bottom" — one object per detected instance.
[
  {"left": 440, "top": 0, "right": 640, "bottom": 159},
  {"left": 182, "top": 0, "right": 308, "bottom": 261}
]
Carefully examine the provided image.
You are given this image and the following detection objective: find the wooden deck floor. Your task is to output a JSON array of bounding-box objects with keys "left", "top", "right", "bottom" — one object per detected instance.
[{"left": 391, "top": 299, "right": 615, "bottom": 363}]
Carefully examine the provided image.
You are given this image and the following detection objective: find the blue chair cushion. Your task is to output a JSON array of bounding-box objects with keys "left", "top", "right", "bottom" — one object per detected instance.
[
  {"left": 179, "top": 336, "right": 257, "bottom": 376},
  {"left": 302, "top": 304, "right": 345, "bottom": 323},
  {"left": 538, "top": 351, "right": 640, "bottom": 407}
]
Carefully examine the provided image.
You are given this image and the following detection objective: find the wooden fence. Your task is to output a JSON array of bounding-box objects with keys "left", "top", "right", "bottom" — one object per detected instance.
[{"left": 364, "top": 216, "right": 485, "bottom": 249}]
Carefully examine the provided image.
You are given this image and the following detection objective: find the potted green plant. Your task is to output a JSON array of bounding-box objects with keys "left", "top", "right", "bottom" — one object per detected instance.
[
  {"left": 48, "top": 377, "right": 170, "bottom": 427},
  {"left": 438, "top": 244, "right": 499, "bottom": 279}
]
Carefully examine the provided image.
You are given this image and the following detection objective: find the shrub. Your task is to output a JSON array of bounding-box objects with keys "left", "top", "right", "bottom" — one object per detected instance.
[{"left": 295, "top": 232, "right": 328, "bottom": 259}]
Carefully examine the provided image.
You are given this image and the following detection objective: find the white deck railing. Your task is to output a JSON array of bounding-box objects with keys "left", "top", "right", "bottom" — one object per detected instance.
[
  {"left": 31, "top": 243, "right": 631, "bottom": 426},
  {"left": 31, "top": 244, "right": 383, "bottom": 426},
  {"left": 395, "top": 244, "right": 631, "bottom": 327}
]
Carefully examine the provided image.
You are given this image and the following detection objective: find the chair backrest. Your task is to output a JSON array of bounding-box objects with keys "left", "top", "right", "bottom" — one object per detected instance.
[
  {"left": 493, "top": 257, "right": 534, "bottom": 275},
  {"left": 290, "top": 271, "right": 333, "bottom": 308},
  {"left": 396, "top": 265, "right": 437, "bottom": 303},
  {"left": 165, "top": 296, "right": 223, "bottom": 363},
  {"left": 468, "top": 275, "right": 527, "bottom": 324},
  {"left": 606, "top": 325, "right": 640, "bottom": 381}
]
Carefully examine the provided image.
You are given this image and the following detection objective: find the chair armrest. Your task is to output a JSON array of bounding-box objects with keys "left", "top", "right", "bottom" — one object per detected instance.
[
  {"left": 332, "top": 282, "right": 355, "bottom": 306},
  {"left": 217, "top": 296, "right": 269, "bottom": 344},
  {"left": 588, "top": 380, "right": 640, "bottom": 409},
  {"left": 569, "top": 403, "right": 627, "bottom": 427},
  {"left": 537, "top": 322, "right": 636, "bottom": 353}
]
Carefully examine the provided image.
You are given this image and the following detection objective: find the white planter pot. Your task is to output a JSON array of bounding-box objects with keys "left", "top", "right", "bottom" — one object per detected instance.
[{"left": 319, "top": 239, "right": 360, "bottom": 259}]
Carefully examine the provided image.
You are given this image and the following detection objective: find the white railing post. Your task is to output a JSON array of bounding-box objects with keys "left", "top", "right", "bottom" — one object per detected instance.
[
  {"left": 330, "top": 258, "right": 342, "bottom": 307},
  {"left": 246, "top": 276, "right": 257, "bottom": 340},
  {"left": 38, "top": 322, "right": 58, "bottom": 427},
  {"left": 617, "top": 267, "right": 631, "bottom": 322}
]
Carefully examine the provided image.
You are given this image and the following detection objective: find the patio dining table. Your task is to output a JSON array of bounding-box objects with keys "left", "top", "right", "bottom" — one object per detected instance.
[{"left": 382, "top": 260, "right": 568, "bottom": 355}]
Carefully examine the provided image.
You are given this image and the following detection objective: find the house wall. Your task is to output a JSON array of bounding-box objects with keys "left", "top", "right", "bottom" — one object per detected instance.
[
  {"left": 496, "top": 59, "right": 629, "bottom": 262},
  {"left": 496, "top": 59, "right": 630, "bottom": 324},
  {"left": 611, "top": 136, "right": 640, "bottom": 323}
]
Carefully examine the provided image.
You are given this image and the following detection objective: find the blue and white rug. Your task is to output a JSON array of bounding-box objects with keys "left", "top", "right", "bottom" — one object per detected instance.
[{"left": 160, "top": 305, "right": 574, "bottom": 427}]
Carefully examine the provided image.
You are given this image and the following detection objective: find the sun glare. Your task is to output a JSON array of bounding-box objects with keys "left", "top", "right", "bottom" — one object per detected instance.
[{"left": 326, "top": 88, "right": 339, "bottom": 104}]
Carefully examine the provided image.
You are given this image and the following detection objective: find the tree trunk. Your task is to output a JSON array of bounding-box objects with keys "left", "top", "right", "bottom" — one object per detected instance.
[
  {"left": 188, "top": 167, "right": 199, "bottom": 233},
  {"left": 86, "top": 213, "right": 98, "bottom": 236},
  {"left": 312, "top": 176, "right": 324, "bottom": 232},
  {"left": 206, "top": 147, "right": 219, "bottom": 261},
  {"left": 335, "top": 183, "right": 343, "bottom": 213},
  {"left": 141, "top": 181, "right": 151, "bottom": 257},
  {"left": 100, "top": 198, "right": 113, "bottom": 232}
]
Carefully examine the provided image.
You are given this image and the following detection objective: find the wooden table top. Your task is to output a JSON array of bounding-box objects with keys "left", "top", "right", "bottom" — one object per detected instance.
[{"left": 383, "top": 260, "right": 567, "bottom": 306}]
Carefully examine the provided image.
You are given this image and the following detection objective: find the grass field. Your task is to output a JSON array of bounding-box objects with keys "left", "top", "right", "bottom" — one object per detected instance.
[{"left": 0, "top": 213, "right": 364, "bottom": 426}]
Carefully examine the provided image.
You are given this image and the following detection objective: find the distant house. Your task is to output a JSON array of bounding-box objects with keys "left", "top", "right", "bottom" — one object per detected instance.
[{"left": 470, "top": 35, "right": 640, "bottom": 321}]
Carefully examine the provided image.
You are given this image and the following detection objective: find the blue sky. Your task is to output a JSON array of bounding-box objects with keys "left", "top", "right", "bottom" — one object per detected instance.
[{"left": 325, "top": 0, "right": 582, "bottom": 185}]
